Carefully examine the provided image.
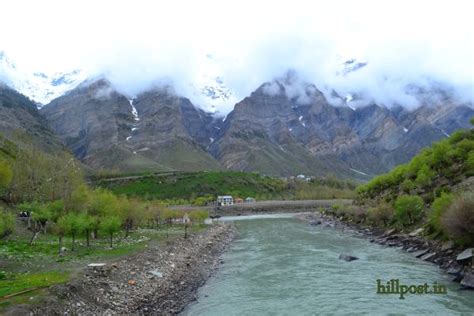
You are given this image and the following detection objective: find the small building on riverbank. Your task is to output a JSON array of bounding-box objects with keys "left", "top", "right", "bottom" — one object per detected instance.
[
  {"left": 217, "top": 195, "right": 234, "bottom": 206},
  {"left": 245, "top": 197, "right": 256, "bottom": 203}
]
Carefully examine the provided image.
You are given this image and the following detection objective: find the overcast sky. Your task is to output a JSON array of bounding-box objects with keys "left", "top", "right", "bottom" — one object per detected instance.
[{"left": 1, "top": 0, "right": 473, "bottom": 113}]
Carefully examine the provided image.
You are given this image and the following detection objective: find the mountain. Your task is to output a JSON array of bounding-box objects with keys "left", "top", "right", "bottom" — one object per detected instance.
[
  {"left": 39, "top": 75, "right": 473, "bottom": 179},
  {"left": 41, "top": 79, "right": 221, "bottom": 172},
  {"left": 209, "top": 78, "right": 473, "bottom": 179},
  {"left": 0, "top": 83, "right": 62, "bottom": 151},
  {"left": 0, "top": 51, "right": 86, "bottom": 107}
]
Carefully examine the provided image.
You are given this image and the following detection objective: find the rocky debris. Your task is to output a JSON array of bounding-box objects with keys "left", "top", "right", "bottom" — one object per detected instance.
[
  {"left": 414, "top": 249, "right": 430, "bottom": 258},
  {"left": 27, "top": 223, "right": 236, "bottom": 315},
  {"left": 309, "top": 220, "right": 322, "bottom": 226},
  {"left": 339, "top": 254, "right": 359, "bottom": 262},
  {"left": 460, "top": 273, "right": 474, "bottom": 289}
]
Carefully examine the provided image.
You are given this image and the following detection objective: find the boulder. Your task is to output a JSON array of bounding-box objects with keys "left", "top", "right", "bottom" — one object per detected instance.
[
  {"left": 456, "top": 248, "right": 473, "bottom": 263},
  {"left": 420, "top": 253, "right": 437, "bottom": 261},
  {"left": 383, "top": 229, "right": 396, "bottom": 237},
  {"left": 441, "top": 241, "right": 455, "bottom": 252},
  {"left": 460, "top": 273, "right": 474, "bottom": 289},
  {"left": 409, "top": 228, "right": 424, "bottom": 237},
  {"left": 309, "top": 220, "right": 322, "bottom": 226},
  {"left": 339, "top": 254, "right": 359, "bottom": 262},
  {"left": 148, "top": 270, "right": 163, "bottom": 278},
  {"left": 414, "top": 249, "right": 429, "bottom": 258}
]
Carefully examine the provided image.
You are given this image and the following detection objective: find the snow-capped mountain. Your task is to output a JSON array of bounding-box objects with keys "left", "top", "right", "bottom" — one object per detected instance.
[{"left": 0, "top": 51, "right": 87, "bottom": 107}]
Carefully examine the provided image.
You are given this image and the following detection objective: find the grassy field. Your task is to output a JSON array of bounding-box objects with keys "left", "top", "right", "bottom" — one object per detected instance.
[{"left": 96, "top": 171, "right": 356, "bottom": 202}]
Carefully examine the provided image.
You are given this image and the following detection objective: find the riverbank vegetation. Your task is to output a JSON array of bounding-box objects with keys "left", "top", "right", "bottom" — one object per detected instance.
[{"left": 345, "top": 121, "right": 474, "bottom": 246}]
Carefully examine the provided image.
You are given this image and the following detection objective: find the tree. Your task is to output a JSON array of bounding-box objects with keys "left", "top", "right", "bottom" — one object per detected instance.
[
  {"left": 429, "top": 192, "right": 454, "bottom": 234},
  {"left": 100, "top": 216, "right": 121, "bottom": 247},
  {"left": 0, "top": 160, "right": 12, "bottom": 194},
  {"left": 57, "top": 213, "right": 87, "bottom": 251},
  {"left": 394, "top": 195, "right": 424, "bottom": 226},
  {"left": 367, "top": 204, "right": 394, "bottom": 226},
  {"left": 189, "top": 210, "right": 209, "bottom": 224},
  {"left": 0, "top": 208, "right": 15, "bottom": 239},
  {"left": 441, "top": 192, "right": 474, "bottom": 245}
]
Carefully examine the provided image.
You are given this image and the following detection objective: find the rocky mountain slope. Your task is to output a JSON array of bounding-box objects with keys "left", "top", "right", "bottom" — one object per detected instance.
[
  {"left": 34, "top": 77, "right": 474, "bottom": 179},
  {"left": 0, "top": 84, "right": 62, "bottom": 152},
  {"left": 41, "top": 79, "right": 221, "bottom": 172}
]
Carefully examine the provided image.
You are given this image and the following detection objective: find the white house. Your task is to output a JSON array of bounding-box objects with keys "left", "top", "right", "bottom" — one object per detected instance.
[{"left": 217, "top": 195, "right": 234, "bottom": 206}]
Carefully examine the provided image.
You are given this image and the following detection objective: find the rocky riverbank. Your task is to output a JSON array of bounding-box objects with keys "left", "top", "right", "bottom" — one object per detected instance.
[
  {"left": 9, "top": 223, "right": 236, "bottom": 315},
  {"left": 297, "top": 212, "right": 474, "bottom": 290}
]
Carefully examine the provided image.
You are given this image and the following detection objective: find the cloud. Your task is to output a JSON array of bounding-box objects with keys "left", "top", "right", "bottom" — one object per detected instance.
[{"left": 0, "top": 0, "right": 472, "bottom": 113}]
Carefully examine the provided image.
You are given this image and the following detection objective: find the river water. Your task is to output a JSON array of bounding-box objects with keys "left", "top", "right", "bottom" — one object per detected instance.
[{"left": 183, "top": 215, "right": 474, "bottom": 315}]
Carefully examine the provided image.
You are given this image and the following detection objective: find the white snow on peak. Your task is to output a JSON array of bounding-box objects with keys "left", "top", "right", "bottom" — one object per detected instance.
[
  {"left": 403, "top": 127, "right": 408, "bottom": 133},
  {"left": 350, "top": 168, "right": 368, "bottom": 176},
  {"left": 0, "top": 51, "right": 87, "bottom": 107},
  {"left": 299, "top": 116, "right": 303, "bottom": 121},
  {"left": 209, "top": 137, "right": 214, "bottom": 143},
  {"left": 131, "top": 127, "right": 138, "bottom": 132},
  {"left": 126, "top": 136, "right": 132, "bottom": 141},
  {"left": 302, "top": 122, "right": 306, "bottom": 127},
  {"left": 345, "top": 94, "right": 356, "bottom": 111},
  {"left": 289, "top": 128, "right": 293, "bottom": 132}
]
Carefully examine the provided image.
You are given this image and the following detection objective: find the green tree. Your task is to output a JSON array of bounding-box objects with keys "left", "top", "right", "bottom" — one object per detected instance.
[
  {"left": 0, "top": 160, "right": 12, "bottom": 194},
  {"left": 441, "top": 192, "right": 474, "bottom": 245},
  {"left": 0, "top": 208, "right": 15, "bottom": 239},
  {"left": 100, "top": 216, "right": 121, "bottom": 247},
  {"left": 394, "top": 195, "right": 424, "bottom": 226},
  {"left": 430, "top": 192, "right": 454, "bottom": 234},
  {"left": 57, "top": 213, "right": 87, "bottom": 251}
]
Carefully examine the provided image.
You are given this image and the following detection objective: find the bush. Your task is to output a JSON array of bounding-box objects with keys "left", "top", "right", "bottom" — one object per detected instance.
[
  {"left": 367, "top": 204, "right": 394, "bottom": 226},
  {"left": 0, "top": 160, "right": 12, "bottom": 192},
  {"left": 394, "top": 195, "right": 424, "bottom": 226},
  {"left": 441, "top": 192, "right": 474, "bottom": 245},
  {"left": 429, "top": 192, "right": 454, "bottom": 234},
  {"left": 344, "top": 205, "right": 366, "bottom": 223},
  {"left": 0, "top": 208, "right": 15, "bottom": 238}
]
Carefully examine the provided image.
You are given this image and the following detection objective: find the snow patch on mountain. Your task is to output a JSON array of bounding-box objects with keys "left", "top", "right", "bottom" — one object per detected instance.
[{"left": 0, "top": 51, "right": 87, "bottom": 107}]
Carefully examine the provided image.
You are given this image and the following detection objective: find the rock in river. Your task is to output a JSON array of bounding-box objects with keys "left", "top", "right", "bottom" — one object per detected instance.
[
  {"left": 339, "top": 254, "right": 359, "bottom": 262},
  {"left": 456, "top": 248, "right": 473, "bottom": 263},
  {"left": 460, "top": 273, "right": 474, "bottom": 289}
]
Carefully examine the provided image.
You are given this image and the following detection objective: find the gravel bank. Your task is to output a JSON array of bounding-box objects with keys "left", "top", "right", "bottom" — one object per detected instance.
[{"left": 11, "top": 223, "right": 236, "bottom": 315}]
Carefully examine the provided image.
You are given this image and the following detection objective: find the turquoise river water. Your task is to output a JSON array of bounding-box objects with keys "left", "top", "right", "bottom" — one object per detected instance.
[{"left": 183, "top": 214, "right": 474, "bottom": 315}]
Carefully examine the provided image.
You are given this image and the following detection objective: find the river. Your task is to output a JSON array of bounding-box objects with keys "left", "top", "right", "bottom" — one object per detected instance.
[{"left": 183, "top": 214, "right": 474, "bottom": 315}]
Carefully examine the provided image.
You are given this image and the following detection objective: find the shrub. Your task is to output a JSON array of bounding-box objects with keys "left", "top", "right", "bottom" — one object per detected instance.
[
  {"left": 367, "top": 204, "right": 394, "bottom": 226},
  {"left": 394, "top": 195, "right": 424, "bottom": 226},
  {"left": 344, "top": 205, "right": 366, "bottom": 223},
  {"left": 441, "top": 192, "right": 474, "bottom": 245},
  {"left": 429, "top": 192, "right": 454, "bottom": 233}
]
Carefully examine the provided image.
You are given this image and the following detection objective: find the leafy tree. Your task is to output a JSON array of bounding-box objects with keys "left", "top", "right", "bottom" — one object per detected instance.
[
  {"left": 394, "top": 195, "right": 424, "bottom": 226},
  {"left": 100, "top": 216, "right": 121, "bottom": 247},
  {"left": 189, "top": 210, "right": 209, "bottom": 224},
  {"left": 441, "top": 192, "right": 474, "bottom": 245},
  {"left": 429, "top": 192, "right": 454, "bottom": 234},
  {"left": 367, "top": 204, "right": 394, "bottom": 226},
  {"left": 0, "top": 160, "right": 12, "bottom": 194},
  {"left": 57, "top": 213, "right": 87, "bottom": 251},
  {"left": 0, "top": 208, "right": 15, "bottom": 239}
]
